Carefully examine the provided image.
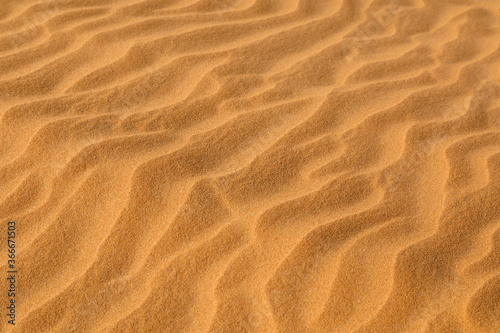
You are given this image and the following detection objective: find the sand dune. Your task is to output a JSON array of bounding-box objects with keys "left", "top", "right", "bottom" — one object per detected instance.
[{"left": 0, "top": 0, "right": 499, "bottom": 332}]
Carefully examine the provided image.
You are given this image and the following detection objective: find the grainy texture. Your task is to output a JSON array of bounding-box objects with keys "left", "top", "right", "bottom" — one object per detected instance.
[{"left": 0, "top": 0, "right": 500, "bottom": 332}]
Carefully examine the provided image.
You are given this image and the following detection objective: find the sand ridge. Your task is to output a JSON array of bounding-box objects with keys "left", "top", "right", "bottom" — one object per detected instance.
[{"left": 0, "top": 0, "right": 500, "bottom": 332}]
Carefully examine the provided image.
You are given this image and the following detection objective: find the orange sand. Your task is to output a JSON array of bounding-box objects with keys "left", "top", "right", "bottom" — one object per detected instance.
[{"left": 1, "top": 0, "right": 500, "bottom": 332}]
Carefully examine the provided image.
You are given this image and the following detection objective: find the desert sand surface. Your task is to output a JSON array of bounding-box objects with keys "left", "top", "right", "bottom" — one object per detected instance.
[{"left": 0, "top": 0, "right": 500, "bottom": 332}]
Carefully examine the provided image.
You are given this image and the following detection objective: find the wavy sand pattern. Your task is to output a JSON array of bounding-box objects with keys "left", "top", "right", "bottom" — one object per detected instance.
[{"left": 0, "top": 0, "right": 500, "bottom": 332}]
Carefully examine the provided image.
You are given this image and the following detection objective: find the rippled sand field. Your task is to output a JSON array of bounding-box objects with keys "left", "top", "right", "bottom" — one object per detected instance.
[{"left": 0, "top": 0, "right": 500, "bottom": 332}]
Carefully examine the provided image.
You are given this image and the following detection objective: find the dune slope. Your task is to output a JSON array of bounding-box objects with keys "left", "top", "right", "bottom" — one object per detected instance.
[{"left": 1, "top": 0, "right": 500, "bottom": 332}]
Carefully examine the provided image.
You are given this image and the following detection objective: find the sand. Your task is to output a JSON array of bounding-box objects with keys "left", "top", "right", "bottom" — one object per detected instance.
[{"left": 0, "top": 0, "right": 499, "bottom": 332}]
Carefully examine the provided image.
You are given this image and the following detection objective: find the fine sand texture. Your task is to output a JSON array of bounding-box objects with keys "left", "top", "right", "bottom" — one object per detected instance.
[{"left": 1, "top": 0, "right": 500, "bottom": 332}]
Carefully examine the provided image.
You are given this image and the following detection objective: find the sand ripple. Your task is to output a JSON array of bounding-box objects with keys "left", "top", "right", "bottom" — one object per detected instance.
[{"left": 1, "top": 0, "right": 500, "bottom": 332}]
